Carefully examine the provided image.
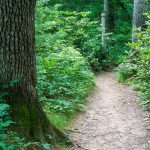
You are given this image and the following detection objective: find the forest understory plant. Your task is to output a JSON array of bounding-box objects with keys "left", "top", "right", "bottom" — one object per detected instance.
[
  {"left": 117, "top": 14, "right": 150, "bottom": 106},
  {"left": 0, "top": 93, "right": 37, "bottom": 150},
  {"left": 36, "top": 1, "right": 96, "bottom": 130}
]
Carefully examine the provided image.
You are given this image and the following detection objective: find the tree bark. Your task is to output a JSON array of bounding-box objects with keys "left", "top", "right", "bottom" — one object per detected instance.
[
  {"left": 132, "top": 0, "right": 149, "bottom": 42},
  {"left": 101, "top": 13, "right": 106, "bottom": 48},
  {"left": 0, "top": 0, "right": 69, "bottom": 148},
  {"left": 101, "top": 0, "right": 109, "bottom": 48},
  {"left": 104, "top": 0, "right": 109, "bottom": 31}
]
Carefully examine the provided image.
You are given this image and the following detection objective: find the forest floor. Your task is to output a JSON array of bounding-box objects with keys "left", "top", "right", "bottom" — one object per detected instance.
[{"left": 68, "top": 72, "right": 150, "bottom": 150}]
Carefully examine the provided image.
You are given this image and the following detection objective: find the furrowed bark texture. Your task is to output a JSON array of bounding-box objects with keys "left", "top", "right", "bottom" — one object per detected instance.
[{"left": 0, "top": 0, "right": 69, "bottom": 147}]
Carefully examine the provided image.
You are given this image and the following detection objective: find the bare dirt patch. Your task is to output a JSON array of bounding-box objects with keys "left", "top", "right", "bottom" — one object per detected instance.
[{"left": 68, "top": 72, "right": 150, "bottom": 150}]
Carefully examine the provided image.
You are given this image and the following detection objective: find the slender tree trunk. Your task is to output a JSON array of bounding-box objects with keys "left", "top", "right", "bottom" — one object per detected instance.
[
  {"left": 104, "top": 0, "right": 109, "bottom": 30},
  {"left": 0, "top": 0, "right": 69, "bottom": 148},
  {"left": 101, "top": 13, "right": 106, "bottom": 48},
  {"left": 132, "top": 0, "right": 149, "bottom": 42},
  {"left": 101, "top": 0, "right": 109, "bottom": 48}
]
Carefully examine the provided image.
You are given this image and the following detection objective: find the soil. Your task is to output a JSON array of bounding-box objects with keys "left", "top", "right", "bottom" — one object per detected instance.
[{"left": 68, "top": 72, "right": 150, "bottom": 150}]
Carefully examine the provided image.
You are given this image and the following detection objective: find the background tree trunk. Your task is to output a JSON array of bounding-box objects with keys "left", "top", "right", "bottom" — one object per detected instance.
[
  {"left": 132, "top": 0, "right": 149, "bottom": 42},
  {"left": 0, "top": 0, "right": 69, "bottom": 147},
  {"left": 101, "top": 13, "right": 106, "bottom": 48},
  {"left": 101, "top": 0, "right": 109, "bottom": 48},
  {"left": 104, "top": 0, "right": 109, "bottom": 30}
]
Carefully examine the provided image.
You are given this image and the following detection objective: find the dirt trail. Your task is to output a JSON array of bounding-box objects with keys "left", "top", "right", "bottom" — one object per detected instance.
[{"left": 68, "top": 72, "right": 150, "bottom": 150}]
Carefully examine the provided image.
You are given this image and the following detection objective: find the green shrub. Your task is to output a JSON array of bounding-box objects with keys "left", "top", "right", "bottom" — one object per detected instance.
[
  {"left": 106, "top": 22, "right": 132, "bottom": 67},
  {"left": 37, "top": 47, "right": 95, "bottom": 116},
  {"left": 0, "top": 92, "right": 44, "bottom": 149},
  {"left": 117, "top": 14, "right": 150, "bottom": 106},
  {"left": 0, "top": 94, "right": 26, "bottom": 150},
  {"left": 36, "top": 1, "right": 96, "bottom": 128},
  {"left": 36, "top": 2, "right": 102, "bottom": 71},
  {"left": 116, "top": 62, "right": 137, "bottom": 83}
]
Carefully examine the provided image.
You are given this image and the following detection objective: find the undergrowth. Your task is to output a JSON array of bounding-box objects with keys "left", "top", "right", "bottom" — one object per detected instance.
[
  {"left": 36, "top": 1, "right": 96, "bottom": 130},
  {"left": 117, "top": 14, "right": 150, "bottom": 106},
  {"left": 36, "top": 2, "right": 103, "bottom": 71},
  {"left": 0, "top": 93, "right": 31, "bottom": 150}
]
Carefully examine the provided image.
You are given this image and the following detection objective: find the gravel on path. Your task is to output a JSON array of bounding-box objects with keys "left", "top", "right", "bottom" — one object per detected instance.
[{"left": 69, "top": 72, "right": 150, "bottom": 150}]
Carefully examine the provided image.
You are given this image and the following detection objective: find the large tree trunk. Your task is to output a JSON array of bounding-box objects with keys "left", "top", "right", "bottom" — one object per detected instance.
[
  {"left": 0, "top": 0, "right": 69, "bottom": 148},
  {"left": 132, "top": 0, "right": 149, "bottom": 42}
]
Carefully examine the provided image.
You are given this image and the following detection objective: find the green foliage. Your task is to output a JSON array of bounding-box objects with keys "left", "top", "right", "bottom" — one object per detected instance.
[
  {"left": 36, "top": 2, "right": 102, "bottom": 71},
  {"left": 37, "top": 0, "right": 133, "bottom": 69},
  {"left": 116, "top": 62, "right": 137, "bottom": 83},
  {"left": 106, "top": 0, "right": 133, "bottom": 67},
  {"left": 0, "top": 93, "right": 42, "bottom": 150},
  {"left": 117, "top": 14, "right": 150, "bottom": 106},
  {"left": 36, "top": 1, "right": 96, "bottom": 127},
  {"left": 0, "top": 95, "right": 26, "bottom": 150},
  {"left": 37, "top": 47, "right": 95, "bottom": 116},
  {"left": 43, "top": 0, "right": 103, "bottom": 17},
  {"left": 107, "top": 22, "right": 132, "bottom": 66}
]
